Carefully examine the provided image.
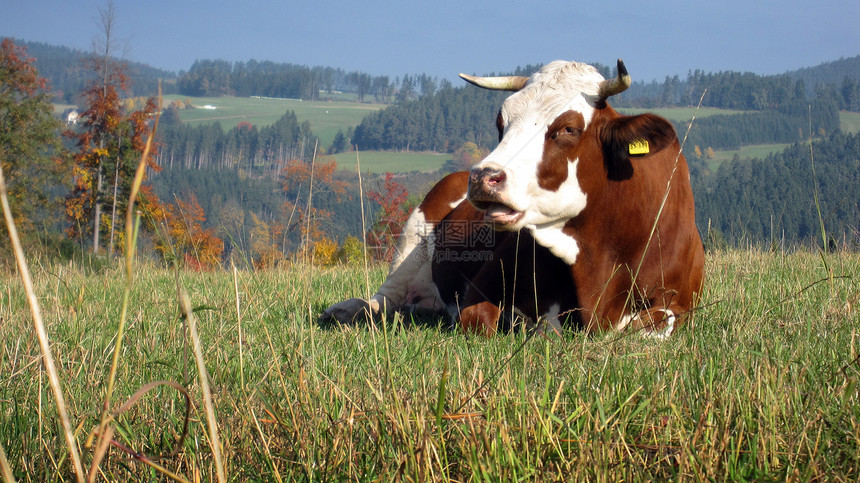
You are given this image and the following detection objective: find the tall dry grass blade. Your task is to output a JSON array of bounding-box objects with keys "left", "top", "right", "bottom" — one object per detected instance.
[
  {"left": 0, "top": 441, "right": 15, "bottom": 483},
  {"left": 807, "top": 105, "right": 832, "bottom": 283},
  {"left": 232, "top": 262, "right": 245, "bottom": 392},
  {"left": 250, "top": 408, "right": 283, "bottom": 483},
  {"left": 303, "top": 140, "right": 319, "bottom": 267},
  {"left": 91, "top": 86, "right": 161, "bottom": 471},
  {"left": 0, "top": 161, "right": 85, "bottom": 481},
  {"left": 355, "top": 148, "right": 371, "bottom": 299},
  {"left": 177, "top": 290, "right": 227, "bottom": 482}
]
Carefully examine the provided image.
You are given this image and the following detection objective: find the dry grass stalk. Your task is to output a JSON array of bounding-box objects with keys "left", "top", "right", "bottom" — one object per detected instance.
[
  {"left": 0, "top": 442, "right": 15, "bottom": 483},
  {"left": 178, "top": 289, "right": 227, "bottom": 482},
  {"left": 355, "top": 149, "right": 371, "bottom": 299},
  {"left": 0, "top": 160, "right": 85, "bottom": 480},
  {"left": 90, "top": 88, "right": 161, "bottom": 476}
]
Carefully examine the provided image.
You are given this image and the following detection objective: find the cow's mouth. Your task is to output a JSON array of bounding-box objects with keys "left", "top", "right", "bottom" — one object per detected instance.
[{"left": 481, "top": 202, "right": 523, "bottom": 226}]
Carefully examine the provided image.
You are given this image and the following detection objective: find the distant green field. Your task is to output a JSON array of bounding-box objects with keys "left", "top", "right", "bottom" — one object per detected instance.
[
  {"left": 703, "top": 110, "right": 860, "bottom": 169},
  {"left": 162, "top": 94, "right": 387, "bottom": 147},
  {"left": 706, "top": 143, "right": 793, "bottom": 168},
  {"left": 840, "top": 110, "right": 860, "bottom": 134},
  {"left": 331, "top": 150, "right": 450, "bottom": 173}
]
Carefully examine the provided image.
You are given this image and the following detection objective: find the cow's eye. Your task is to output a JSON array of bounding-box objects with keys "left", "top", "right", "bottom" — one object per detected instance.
[{"left": 550, "top": 126, "right": 580, "bottom": 140}]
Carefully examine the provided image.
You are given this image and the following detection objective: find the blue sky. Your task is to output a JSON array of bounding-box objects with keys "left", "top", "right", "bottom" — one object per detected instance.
[{"left": 1, "top": 0, "right": 858, "bottom": 83}]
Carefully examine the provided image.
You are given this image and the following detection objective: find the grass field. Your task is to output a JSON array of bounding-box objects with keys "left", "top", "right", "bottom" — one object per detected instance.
[
  {"left": 1, "top": 248, "right": 858, "bottom": 481},
  {"left": 703, "top": 110, "right": 860, "bottom": 169},
  {"left": 331, "top": 150, "right": 451, "bottom": 173},
  {"left": 841, "top": 110, "right": 860, "bottom": 134},
  {"left": 706, "top": 143, "right": 794, "bottom": 169},
  {"left": 162, "top": 94, "right": 387, "bottom": 148}
]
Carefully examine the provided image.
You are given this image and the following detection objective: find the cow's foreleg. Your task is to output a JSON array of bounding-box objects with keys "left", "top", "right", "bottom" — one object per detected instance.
[
  {"left": 320, "top": 206, "right": 441, "bottom": 324},
  {"left": 459, "top": 302, "right": 502, "bottom": 336}
]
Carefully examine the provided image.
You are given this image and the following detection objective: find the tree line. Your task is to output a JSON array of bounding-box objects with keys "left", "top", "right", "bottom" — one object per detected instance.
[
  {"left": 351, "top": 62, "right": 857, "bottom": 154},
  {"left": 177, "top": 58, "right": 442, "bottom": 102},
  {"left": 5, "top": 34, "right": 860, "bottom": 270},
  {"left": 16, "top": 39, "right": 178, "bottom": 103}
]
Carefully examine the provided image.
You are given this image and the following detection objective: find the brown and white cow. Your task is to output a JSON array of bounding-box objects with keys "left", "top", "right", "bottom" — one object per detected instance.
[{"left": 321, "top": 59, "right": 704, "bottom": 337}]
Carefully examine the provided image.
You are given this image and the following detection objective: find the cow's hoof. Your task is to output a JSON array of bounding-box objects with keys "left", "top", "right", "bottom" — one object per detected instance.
[
  {"left": 318, "top": 298, "right": 378, "bottom": 325},
  {"left": 395, "top": 304, "right": 455, "bottom": 330}
]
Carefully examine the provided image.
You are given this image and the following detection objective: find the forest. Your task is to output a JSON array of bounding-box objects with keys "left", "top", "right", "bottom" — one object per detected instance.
[{"left": 694, "top": 131, "right": 860, "bottom": 248}]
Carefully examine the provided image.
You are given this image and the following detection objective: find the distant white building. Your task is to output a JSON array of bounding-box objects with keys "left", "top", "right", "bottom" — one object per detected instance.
[{"left": 62, "top": 108, "right": 80, "bottom": 125}]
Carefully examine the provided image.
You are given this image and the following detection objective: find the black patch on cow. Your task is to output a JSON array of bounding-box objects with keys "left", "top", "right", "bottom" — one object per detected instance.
[{"left": 600, "top": 113, "right": 677, "bottom": 181}]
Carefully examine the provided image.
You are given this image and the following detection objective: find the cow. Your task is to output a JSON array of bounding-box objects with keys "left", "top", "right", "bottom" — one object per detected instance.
[{"left": 321, "top": 59, "right": 705, "bottom": 337}]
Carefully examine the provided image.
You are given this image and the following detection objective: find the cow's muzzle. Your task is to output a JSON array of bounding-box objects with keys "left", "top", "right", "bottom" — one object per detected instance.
[
  {"left": 468, "top": 166, "right": 506, "bottom": 207},
  {"left": 468, "top": 165, "right": 522, "bottom": 226}
]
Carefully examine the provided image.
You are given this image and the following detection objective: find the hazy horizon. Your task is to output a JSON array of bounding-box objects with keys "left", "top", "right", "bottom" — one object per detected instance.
[{"left": 2, "top": 0, "right": 858, "bottom": 83}]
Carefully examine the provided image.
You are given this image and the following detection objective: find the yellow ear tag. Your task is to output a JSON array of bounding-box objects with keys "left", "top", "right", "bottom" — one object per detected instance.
[{"left": 628, "top": 139, "right": 650, "bottom": 155}]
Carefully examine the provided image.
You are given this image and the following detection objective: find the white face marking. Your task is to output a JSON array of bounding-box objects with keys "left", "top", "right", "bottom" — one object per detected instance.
[{"left": 473, "top": 61, "right": 605, "bottom": 231}]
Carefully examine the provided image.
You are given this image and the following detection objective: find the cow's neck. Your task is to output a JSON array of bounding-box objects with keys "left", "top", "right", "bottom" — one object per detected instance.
[{"left": 527, "top": 222, "right": 580, "bottom": 265}]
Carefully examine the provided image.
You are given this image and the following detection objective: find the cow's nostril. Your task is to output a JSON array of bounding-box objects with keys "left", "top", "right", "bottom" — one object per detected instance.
[{"left": 487, "top": 171, "right": 506, "bottom": 186}]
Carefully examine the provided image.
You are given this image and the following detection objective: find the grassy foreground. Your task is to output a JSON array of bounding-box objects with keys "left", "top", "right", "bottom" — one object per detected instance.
[{"left": 1, "top": 250, "right": 858, "bottom": 481}]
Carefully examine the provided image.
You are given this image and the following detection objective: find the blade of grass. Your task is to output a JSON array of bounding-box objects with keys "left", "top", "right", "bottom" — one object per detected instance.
[
  {"left": 0, "top": 441, "right": 15, "bottom": 483},
  {"left": 90, "top": 87, "right": 161, "bottom": 475},
  {"left": 355, "top": 148, "right": 371, "bottom": 300},
  {"left": 177, "top": 289, "right": 226, "bottom": 482},
  {"left": 232, "top": 262, "right": 245, "bottom": 392}
]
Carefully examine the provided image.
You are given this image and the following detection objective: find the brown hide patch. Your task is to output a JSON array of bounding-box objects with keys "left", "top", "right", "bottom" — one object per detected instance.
[
  {"left": 599, "top": 113, "right": 678, "bottom": 181},
  {"left": 538, "top": 110, "right": 585, "bottom": 191},
  {"left": 417, "top": 171, "right": 469, "bottom": 222}
]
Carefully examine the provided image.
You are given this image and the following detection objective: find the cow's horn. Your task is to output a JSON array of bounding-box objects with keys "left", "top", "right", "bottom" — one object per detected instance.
[
  {"left": 459, "top": 73, "right": 529, "bottom": 91},
  {"left": 597, "top": 59, "right": 632, "bottom": 99}
]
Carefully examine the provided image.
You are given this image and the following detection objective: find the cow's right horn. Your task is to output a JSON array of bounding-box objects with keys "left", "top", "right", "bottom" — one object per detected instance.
[
  {"left": 459, "top": 73, "right": 529, "bottom": 91},
  {"left": 597, "top": 59, "right": 632, "bottom": 99}
]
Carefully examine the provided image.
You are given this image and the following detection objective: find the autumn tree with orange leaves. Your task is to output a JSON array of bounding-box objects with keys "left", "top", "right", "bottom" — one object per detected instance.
[
  {"left": 65, "top": 3, "right": 159, "bottom": 255},
  {"left": 139, "top": 187, "right": 224, "bottom": 270},
  {"left": 0, "top": 38, "right": 64, "bottom": 243},
  {"left": 279, "top": 157, "right": 348, "bottom": 263},
  {"left": 366, "top": 172, "right": 411, "bottom": 262}
]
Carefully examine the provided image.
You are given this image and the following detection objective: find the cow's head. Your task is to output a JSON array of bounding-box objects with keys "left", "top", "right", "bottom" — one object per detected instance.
[{"left": 461, "top": 59, "right": 631, "bottom": 231}]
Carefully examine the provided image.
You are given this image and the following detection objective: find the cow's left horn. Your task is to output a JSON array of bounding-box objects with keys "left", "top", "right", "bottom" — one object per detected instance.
[
  {"left": 459, "top": 73, "right": 529, "bottom": 91},
  {"left": 597, "top": 59, "right": 632, "bottom": 99}
]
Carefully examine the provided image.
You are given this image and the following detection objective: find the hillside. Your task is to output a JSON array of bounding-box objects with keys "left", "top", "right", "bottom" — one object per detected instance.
[
  {"left": 696, "top": 131, "right": 860, "bottom": 248},
  {"left": 12, "top": 39, "right": 177, "bottom": 103},
  {"left": 785, "top": 55, "right": 860, "bottom": 94}
]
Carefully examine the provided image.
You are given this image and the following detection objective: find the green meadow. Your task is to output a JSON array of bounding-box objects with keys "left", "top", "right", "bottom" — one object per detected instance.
[
  {"left": 331, "top": 150, "right": 451, "bottom": 173},
  {"left": 162, "top": 94, "right": 386, "bottom": 148},
  {"left": 840, "top": 110, "right": 860, "bottom": 134},
  {"left": 1, "top": 249, "right": 858, "bottom": 481}
]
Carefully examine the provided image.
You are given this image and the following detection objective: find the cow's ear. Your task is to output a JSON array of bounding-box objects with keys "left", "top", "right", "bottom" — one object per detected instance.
[{"left": 600, "top": 114, "right": 677, "bottom": 180}]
